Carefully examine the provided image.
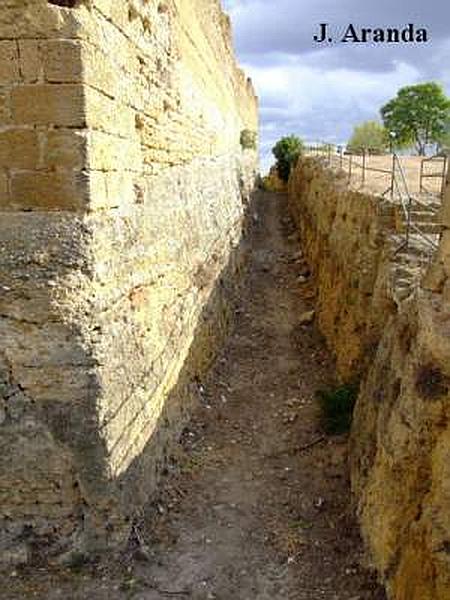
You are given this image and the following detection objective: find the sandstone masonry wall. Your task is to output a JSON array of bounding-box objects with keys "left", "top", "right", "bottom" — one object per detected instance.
[
  {"left": 289, "top": 159, "right": 450, "bottom": 600},
  {"left": 0, "top": 0, "right": 258, "bottom": 562}
]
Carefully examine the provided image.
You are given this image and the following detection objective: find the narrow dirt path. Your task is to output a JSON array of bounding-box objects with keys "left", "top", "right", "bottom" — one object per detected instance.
[
  {"left": 130, "top": 192, "right": 385, "bottom": 600},
  {"left": 3, "top": 193, "right": 385, "bottom": 599}
]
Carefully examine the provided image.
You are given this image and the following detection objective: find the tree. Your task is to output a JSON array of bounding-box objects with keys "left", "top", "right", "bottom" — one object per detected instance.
[
  {"left": 381, "top": 83, "right": 450, "bottom": 156},
  {"left": 437, "top": 118, "right": 450, "bottom": 154},
  {"left": 272, "top": 135, "right": 304, "bottom": 182},
  {"left": 347, "top": 121, "right": 389, "bottom": 154}
]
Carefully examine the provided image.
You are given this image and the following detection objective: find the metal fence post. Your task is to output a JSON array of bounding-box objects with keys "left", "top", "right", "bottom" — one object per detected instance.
[
  {"left": 441, "top": 157, "right": 448, "bottom": 199},
  {"left": 362, "top": 149, "right": 366, "bottom": 187},
  {"left": 419, "top": 158, "right": 424, "bottom": 194},
  {"left": 390, "top": 153, "right": 395, "bottom": 199}
]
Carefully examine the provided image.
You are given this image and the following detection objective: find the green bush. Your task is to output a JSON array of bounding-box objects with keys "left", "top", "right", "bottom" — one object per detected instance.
[
  {"left": 240, "top": 129, "right": 258, "bottom": 150},
  {"left": 272, "top": 135, "right": 304, "bottom": 182},
  {"left": 316, "top": 383, "right": 359, "bottom": 435}
]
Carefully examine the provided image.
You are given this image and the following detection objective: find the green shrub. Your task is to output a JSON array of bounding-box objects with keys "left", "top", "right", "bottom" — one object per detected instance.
[
  {"left": 272, "top": 135, "right": 304, "bottom": 182},
  {"left": 316, "top": 383, "right": 359, "bottom": 435},
  {"left": 240, "top": 129, "right": 258, "bottom": 150}
]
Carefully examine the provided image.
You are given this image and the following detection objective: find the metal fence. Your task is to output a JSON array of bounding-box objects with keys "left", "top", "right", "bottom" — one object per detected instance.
[
  {"left": 305, "top": 143, "right": 447, "bottom": 252},
  {"left": 305, "top": 143, "right": 447, "bottom": 203},
  {"left": 420, "top": 154, "right": 448, "bottom": 198}
]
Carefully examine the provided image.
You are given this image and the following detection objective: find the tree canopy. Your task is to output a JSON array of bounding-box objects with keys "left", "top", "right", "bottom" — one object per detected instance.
[
  {"left": 437, "top": 117, "right": 450, "bottom": 154},
  {"left": 347, "top": 121, "right": 389, "bottom": 154},
  {"left": 272, "top": 135, "right": 304, "bottom": 182},
  {"left": 381, "top": 83, "right": 450, "bottom": 155}
]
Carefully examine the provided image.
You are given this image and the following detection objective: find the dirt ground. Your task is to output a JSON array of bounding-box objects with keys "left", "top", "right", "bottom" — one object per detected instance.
[{"left": 1, "top": 193, "right": 386, "bottom": 600}]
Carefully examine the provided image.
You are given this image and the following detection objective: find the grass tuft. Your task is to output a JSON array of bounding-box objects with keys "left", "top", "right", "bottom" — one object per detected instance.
[{"left": 316, "top": 383, "right": 359, "bottom": 435}]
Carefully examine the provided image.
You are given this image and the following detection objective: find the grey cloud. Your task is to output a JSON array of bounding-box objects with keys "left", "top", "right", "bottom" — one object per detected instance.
[
  {"left": 227, "top": 0, "right": 450, "bottom": 62},
  {"left": 223, "top": 0, "right": 450, "bottom": 173}
]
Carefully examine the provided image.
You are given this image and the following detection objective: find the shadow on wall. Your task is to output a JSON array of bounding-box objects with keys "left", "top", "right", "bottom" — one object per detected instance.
[
  {"left": 0, "top": 193, "right": 258, "bottom": 566},
  {"left": 48, "top": 0, "right": 79, "bottom": 7}
]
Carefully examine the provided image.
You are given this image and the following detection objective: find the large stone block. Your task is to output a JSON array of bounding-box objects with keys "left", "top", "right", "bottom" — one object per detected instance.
[
  {"left": 0, "top": 129, "right": 40, "bottom": 169},
  {"left": 0, "top": 41, "right": 20, "bottom": 83},
  {"left": 18, "top": 40, "right": 41, "bottom": 83},
  {"left": 87, "top": 130, "right": 142, "bottom": 172},
  {"left": 44, "top": 129, "right": 87, "bottom": 170},
  {"left": 12, "top": 84, "right": 86, "bottom": 127},
  {"left": 43, "top": 39, "right": 83, "bottom": 83},
  {"left": 84, "top": 86, "right": 135, "bottom": 137},
  {"left": 9, "top": 171, "right": 89, "bottom": 211},
  {"left": 0, "top": 0, "right": 80, "bottom": 39}
]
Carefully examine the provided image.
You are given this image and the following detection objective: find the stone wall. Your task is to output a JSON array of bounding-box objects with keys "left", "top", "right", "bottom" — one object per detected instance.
[
  {"left": 0, "top": 0, "right": 258, "bottom": 563},
  {"left": 289, "top": 159, "right": 450, "bottom": 599},
  {"left": 288, "top": 159, "right": 397, "bottom": 380}
]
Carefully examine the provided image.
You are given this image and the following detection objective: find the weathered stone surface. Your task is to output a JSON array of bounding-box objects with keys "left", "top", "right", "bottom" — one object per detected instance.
[
  {"left": 44, "top": 129, "right": 87, "bottom": 170},
  {"left": 352, "top": 292, "right": 450, "bottom": 600},
  {"left": 43, "top": 39, "right": 84, "bottom": 82},
  {"left": 9, "top": 171, "right": 89, "bottom": 211},
  {"left": 0, "top": 40, "right": 20, "bottom": 83},
  {"left": 12, "top": 84, "right": 86, "bottom": 127},
  {"left": 289, "top": 158, "right": 450, "bottom": 600},
  {"left": 17, "top": 40, "right": 41, "bottom": 83},
  {"left": 0, "top": 0, "right": 258, "bottom": 562},
  {"left": 0, "top": 129, "right": 39, "bottom": 170},
  {"left": 288, "top": 159, "right": 396, "bottom": 380}
]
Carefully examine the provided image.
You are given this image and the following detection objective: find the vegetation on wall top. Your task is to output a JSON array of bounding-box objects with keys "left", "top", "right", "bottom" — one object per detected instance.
[{"left": 240, "top": 129, "right": 258, "bottom": 150}]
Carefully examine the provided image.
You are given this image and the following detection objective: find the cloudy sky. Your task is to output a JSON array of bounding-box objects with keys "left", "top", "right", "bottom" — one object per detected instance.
[{"left": 223, "top": 0, "right": 450, "bottom": 172}]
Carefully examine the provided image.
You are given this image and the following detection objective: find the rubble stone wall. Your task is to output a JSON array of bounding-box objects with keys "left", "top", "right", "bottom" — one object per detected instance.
[
  {"left": 0, "top": 0, "right": 258, "bottom": 562},
  {"left": 289, "top": 158, "right": 450, "bottom": 600},
  {"left": 288, "top": 159, "right": 398, "bottom": 380}
]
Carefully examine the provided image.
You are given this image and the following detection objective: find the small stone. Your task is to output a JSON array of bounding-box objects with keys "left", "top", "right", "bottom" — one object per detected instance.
[
  {"left": 134, "top": 545, "right": 151, "bottom": 562},
  {"left": 315, "top": 497, "right": 325, "bottom": 509},
  {"left": 298, "top": 310, "right": 315, "bottom": 325}
]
